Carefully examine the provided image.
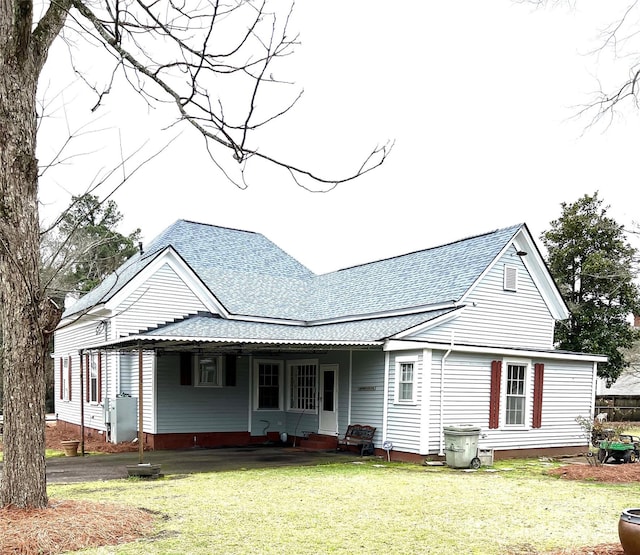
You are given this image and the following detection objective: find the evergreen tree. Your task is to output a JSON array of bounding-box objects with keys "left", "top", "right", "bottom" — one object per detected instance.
[
  {"left": 542, "top": 192, "right": 640, "bottom": 384},
  {"left": 48, "top": 194, "right": 141, "bottom": 297}
]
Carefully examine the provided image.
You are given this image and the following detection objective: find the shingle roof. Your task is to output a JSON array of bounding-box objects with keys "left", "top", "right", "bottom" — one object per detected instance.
[
  {"left": 63, "top": 220, "right": 523, "bottom": 325},
  {"left": 114, "top": 308, "right": 459, "bottom": 345}
]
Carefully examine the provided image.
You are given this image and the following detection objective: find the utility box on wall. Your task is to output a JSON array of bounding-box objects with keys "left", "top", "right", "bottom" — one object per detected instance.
[{"left": 108, "top": 396, "right": 137, "bottom": 444}]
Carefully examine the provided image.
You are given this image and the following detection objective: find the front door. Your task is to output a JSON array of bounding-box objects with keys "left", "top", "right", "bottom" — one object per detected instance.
[{"left": 318, "top": 364, "right": 338, "bottom": 435}]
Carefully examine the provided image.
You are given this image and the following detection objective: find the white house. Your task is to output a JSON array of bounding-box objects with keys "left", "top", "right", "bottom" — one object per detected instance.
[{"left": 53, "top": 220, "right": 605, "bottom": 461}]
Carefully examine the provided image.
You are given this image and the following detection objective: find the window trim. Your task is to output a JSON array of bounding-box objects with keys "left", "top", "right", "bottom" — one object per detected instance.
[
  {"left": 194, "top": 354, "right": 224, "bottom": 388},
  {"left": 253, "top": 359, "right": 284, "bottom": 411},
  {"left": 89, "top": 353, "right": 100, "bottom": 404},
  {"left": 286, "top": 359, "right": 318, "bottom": 414},
  {"left": 502, "top": 359, "right": 530, "bottom": 429},
  {"left": 62, "top": 356, "right": 70, "bottom": 402},
  {"left": 394, "top": 355, "right": 418, "bottom": 405}
]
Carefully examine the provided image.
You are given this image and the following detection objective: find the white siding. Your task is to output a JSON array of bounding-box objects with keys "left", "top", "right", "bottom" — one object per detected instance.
[
  {"left": 418, "top": 350, "right": 594, "bottom": 455},
  {"left": 114, "top": 263, "right": 210, "bottom": 336},
  {"left": 156, "top": 354, "right": 249, "bottom": 433},
  {"left": 408, "top": 250, "right": 556, "bottom": 350},
  {"left": 350, "top": 351, "right": 385, "bottom": 446},
  {"left": 384, "top": 351, "right": 424, "bottom": 454},
  {"left": 54, "top": 319, "right": 111, "bottom": 428}
]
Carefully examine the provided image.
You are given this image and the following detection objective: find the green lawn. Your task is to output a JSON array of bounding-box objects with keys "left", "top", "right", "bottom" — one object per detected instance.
[{"left": 51, "top": 458, "right": 639, "bottom": 555}]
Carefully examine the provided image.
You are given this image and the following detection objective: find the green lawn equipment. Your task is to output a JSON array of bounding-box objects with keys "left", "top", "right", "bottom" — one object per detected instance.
[{"left": 598, "top": 434, "right": 640, "bottom": 464}]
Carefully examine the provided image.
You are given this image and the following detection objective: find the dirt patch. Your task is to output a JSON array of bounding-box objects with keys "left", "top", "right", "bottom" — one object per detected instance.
[
  {"left": 548, "top": 461, "right": 640, "bottom": 483},
  {"left": 0, "top": 500, "right": 155, "bottom": 554},
  {"left": 44, "top": 422, "right": 139, "bottom": 454}
]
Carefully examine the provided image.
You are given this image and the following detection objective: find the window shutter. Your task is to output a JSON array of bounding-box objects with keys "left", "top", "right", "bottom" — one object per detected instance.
[
  {"left": 59, "top": 358, "right": 63, "bottom": 399},
  {"left": 68, "top": 356, "right": 73, "bottom": 401},
  {"left": 180, "top": 353, "right": 193, "bottom": 386},
  {"left": 532, "top": 363, "right": 544, "bottom": 429},
  {"left": 489, "top": 360, "right": 502, "bottom": 429},
  {"left": 85, "top": 354, "right": 90, "bottom": 403},
  {"left": 98, "top": 352, "right": 103, "bottom": 403},
  {"left": 225, "top": 355, "right": 237, "bottom": 387}
]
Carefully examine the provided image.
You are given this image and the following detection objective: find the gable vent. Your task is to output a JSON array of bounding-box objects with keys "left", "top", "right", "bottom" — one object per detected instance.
[{"left": 503, "top": 265, "right": 518, "bottom": 292}]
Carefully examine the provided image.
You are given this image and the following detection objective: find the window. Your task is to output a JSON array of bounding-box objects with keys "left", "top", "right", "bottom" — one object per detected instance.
[
  {"left": 288, "top": 361, "right": 317, "bottom": 412},
  {"left": 195, "top": 355, "right": 223, "bottom": 387},
  {"left": 255, "top": 360, "right": 282, "bottom": 410},
  {"left": 61, "top": 357, "right": 70, "bottom": 401},
  {"left": 89, "top": 354, "right": 99, "bottom": 403},
  {"left": 395, "top": 356, "right": 417, "bottom": 403},
  {"left": 505, "top": 363, "right": 527, "bottom": 426},
  {"left": 503, "top": 265, "right": 518, "bottom": 292}
]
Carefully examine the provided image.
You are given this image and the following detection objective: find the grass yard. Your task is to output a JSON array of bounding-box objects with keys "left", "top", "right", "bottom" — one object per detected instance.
[{"left": 40, "top": 459, "right": 638, "bottom": 555}]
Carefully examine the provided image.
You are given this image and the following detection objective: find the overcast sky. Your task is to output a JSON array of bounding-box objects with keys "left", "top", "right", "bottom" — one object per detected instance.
[{"left": 37, "top": 1, "right": 640, "bottom": 275}]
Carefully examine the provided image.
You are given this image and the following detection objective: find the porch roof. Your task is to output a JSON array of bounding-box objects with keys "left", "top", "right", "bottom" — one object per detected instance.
[{"left": 95, "top": 308, "right": 456, "bottom": 350}]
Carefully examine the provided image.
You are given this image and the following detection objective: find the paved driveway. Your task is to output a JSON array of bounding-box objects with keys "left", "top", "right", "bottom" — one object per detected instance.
[{"left": 1, "top": 447, "right": 360, "bottom": 484}]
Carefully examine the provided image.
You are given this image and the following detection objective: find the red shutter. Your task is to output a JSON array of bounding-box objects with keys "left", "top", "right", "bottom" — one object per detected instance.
[
  {"left": 532, "top": 363, "right": 544, "bottom": 429},
  {"left": 68, "top": 356, "right": 72, "bottom": 400},
  {"left": 489, "top": 360, "right": 502, "bottom": 429},
  {"left": 86, "top": 354, "right": 90, "bottom": 403},
  {"left": 98, "top": 352, "right": 103, "bottom": 403},
  {"left": 59, "top": 358, "right": 63, "bottom": 399}
]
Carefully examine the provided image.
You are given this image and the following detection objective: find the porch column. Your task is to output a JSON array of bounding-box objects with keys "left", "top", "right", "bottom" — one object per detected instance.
[{"left": 138, "top": 344, "right": 144, "bottom": 464}]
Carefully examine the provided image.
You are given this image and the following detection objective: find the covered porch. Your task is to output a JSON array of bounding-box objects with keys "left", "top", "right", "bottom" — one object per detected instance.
[{"left": 93, "top": 329, "right": 385, "bottom": 451}]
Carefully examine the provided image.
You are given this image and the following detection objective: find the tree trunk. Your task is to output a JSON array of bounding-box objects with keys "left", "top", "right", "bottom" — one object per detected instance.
[{"left": 0, "top": 22, "right": 50, "bottom": 510}]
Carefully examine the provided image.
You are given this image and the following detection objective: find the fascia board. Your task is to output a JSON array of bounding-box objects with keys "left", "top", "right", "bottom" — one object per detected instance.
[
  {"left": 391, "top": 307, "right": 465, "bottom": 339},
  {"left": 383, "top": 339, "right": 608, "bottom": 363},
  {"left": 91, "top": 335, "right": 383, "bottom": 350},
  {"left": 104, "top": 246, "right": 229, "bottom": 318},
  {"left": 308, "top": 301, "right": 461, "bottom": 327},
  {"left": 57, "top": 305, "right": 112, "bottom": 329},
  {"left": 512, "top": 227, "right": 570, "bottom": 320}
]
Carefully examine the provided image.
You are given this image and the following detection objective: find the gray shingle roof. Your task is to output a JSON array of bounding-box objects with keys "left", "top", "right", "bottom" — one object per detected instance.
[
  {"left": 64, "top": 220, "right": 523, "bottom": 325},
  {"left": 132, "top": 308, "right": 459, "bottom": 344}
]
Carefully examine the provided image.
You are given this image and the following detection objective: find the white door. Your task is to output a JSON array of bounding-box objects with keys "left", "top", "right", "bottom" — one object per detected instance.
[{"left": 318, "top": 364, "right": 338, "bottom": 435}]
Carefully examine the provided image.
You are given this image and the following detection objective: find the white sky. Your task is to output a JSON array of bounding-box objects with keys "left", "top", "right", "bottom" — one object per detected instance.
[{"left": 37, "top": 1, "right": 640, "bottom": 275}]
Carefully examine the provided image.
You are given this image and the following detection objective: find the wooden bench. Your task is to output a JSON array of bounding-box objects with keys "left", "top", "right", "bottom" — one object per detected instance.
[{"left": 337, "top": 424, "right": 376, "bottom": 456}]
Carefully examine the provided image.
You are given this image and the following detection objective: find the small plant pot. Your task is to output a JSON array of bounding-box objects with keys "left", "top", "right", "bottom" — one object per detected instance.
[
  {"left": 61, "top": 440, "right": 80, "bottom": 457},
  {"left": 619, "top": 508, "right": 640, "bottom": 555}
]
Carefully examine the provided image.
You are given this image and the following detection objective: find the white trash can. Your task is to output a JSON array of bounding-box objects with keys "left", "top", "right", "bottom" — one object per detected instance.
[{"left": 443, "top": 425, "right": 481, "bottom": 469}]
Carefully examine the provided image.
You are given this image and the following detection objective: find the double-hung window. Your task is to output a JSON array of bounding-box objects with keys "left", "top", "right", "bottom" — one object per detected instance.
[
  {"left": 89, "top": 354, "right": 99, "bottom": 403},
  {"left": 62, "top": 357, "right": 70, "bottom": 401},
  {"left": 505, "top": 363, "right": 527, "bottom": 426},
  {"left": 255, "top": 360, "right": 283, "bottom": 410},
  {"left": 195, "top": 355, "right": 223, "bottom": 387},
  {"left": 288, "top": 360, "right": 317, "bottom": 412},
  {"left": 395, "top": 356, "right": 417, "bottom": 404}
]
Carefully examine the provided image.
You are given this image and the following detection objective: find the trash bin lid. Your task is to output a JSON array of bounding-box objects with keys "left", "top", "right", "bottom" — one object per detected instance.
[{"left": 443, "top": 424, "right": 481, "bottom": 433}]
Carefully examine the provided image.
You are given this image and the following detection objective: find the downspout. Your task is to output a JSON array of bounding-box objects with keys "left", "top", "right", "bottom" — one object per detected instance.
[{"left": 438, "top": 332, "right": 454, "bottom": 456}]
